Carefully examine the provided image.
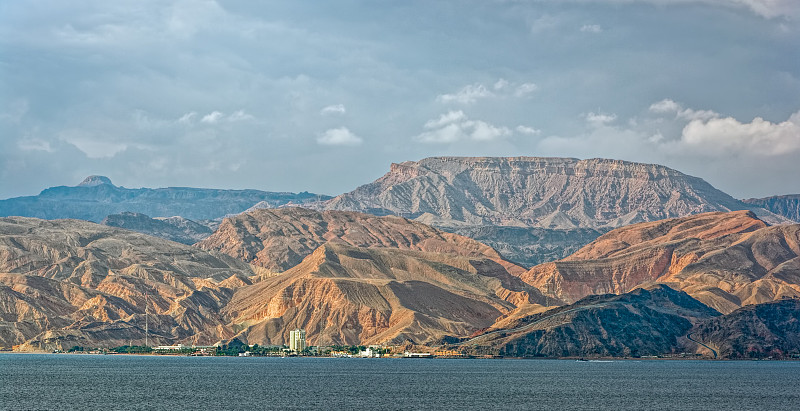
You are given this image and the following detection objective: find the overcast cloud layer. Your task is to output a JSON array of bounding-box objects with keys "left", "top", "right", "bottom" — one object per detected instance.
[{"left": 1, "top": 0, "right": 799, "bottom": 199}]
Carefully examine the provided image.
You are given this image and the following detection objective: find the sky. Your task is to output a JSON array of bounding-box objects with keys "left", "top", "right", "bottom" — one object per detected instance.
[{"left": 1, "top": 0, "right": 799, "bottom": 199}]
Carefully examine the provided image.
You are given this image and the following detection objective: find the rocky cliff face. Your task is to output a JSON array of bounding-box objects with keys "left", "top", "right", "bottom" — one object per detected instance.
[
  {"left": 521, "top": 211, "right": 800, "bottom": 313},
  {"left": 0, "top": 217, "right": 255, "bottom": 350},
  {"left": 321, "top": 157, "right": 778, "bottom": 229},
  {"left": 196, "top": 207, "right": 525, "bottom": 275},
  {"left": 0, "top": 176, "right": 330, "bottom": 222},
  {"left": 743, "top": 194, "right": 800, "bottom": 223},
  {"left": 460, "top": 285, "right": 720, "bottom": 358},
  {"left": 689, "top": 299, "right": 800, "bottom": 359},
  {"left": 223, "top": 243, "right": 546, "bottom": 346},
  {"left": 101, "top": 212, "right": 213, "bottom": 245}
]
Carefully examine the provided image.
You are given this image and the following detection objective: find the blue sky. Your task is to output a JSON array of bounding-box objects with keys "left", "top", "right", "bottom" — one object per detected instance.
[{"left": 1, "top": 0, "right": 799, "bottom": 199}]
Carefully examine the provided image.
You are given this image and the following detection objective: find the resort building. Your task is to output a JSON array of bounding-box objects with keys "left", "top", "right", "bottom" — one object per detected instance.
[{"left": 289, "top": 329, "right": 306, "bottom": 353}]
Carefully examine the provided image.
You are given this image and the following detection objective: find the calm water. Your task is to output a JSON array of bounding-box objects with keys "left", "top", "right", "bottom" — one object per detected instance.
[{"left": 2, "top": 355, "right": 799, "bottom": 410}]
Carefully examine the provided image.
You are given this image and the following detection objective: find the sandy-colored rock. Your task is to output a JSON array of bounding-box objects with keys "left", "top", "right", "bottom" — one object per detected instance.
[
  {"left": 521, "top": 211, "right": 800, "bottom": 313},
  {"left": 224, "top": 243, "right": 546, "bottom": 346},
  {"left": 0, "top": 217, "right": 254, "bottom": 349},
  {"left": 197, "top": 207, "right": 525, "bottom": 275},
  {"left": 320, "top": 157, "right": 783, "bottom": 229}
]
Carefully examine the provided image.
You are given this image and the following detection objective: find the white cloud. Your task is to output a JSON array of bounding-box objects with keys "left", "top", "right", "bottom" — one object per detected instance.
[
  {"left": 580, "top": 24, "right": 603, "bottom": 33},
  {"left": 416, "top": 111, "right": 511, "bottom": 143},
  {"left": 494, "top": 79, "right": 509, "bottom": 90},
  {"left": 529, "top": 0, "right": 799, "bottom": 19},
  {"left": 585, "top": 111, "right": 617, "bottom": 126},
  {"left": 516, "top": 125, "right": 542, "bottom": 135},
  {"left": 201, "top": 111, "right": 224, "bottom": 124},
  {"left": 514, "top": 83, "right": 538, "bottom": 97},
  {"left": 227, "top": 110, "right": 254, "bottom": 122},
  {"left": 17, "top": 138, "right": 53, "bottom": 152},
  {"left": 677, "top": 111, "right": 800, "bottom": 156},
  {"left": 649, "top": 99, "right": 719, "bottom": 121},
  {"left": 320, "top": 104, "right": 347, "bottom": 115},
  {"left": 649, "top": 99, "right": 682, "bottom": 113},
  {"left": 424, "top": 110, "right": 468, "bottom": 128},
  {"left": 437, "top": 84, "right": 494, "bottom": 104},
  {"left": 177, "top": 112, "right": 197, "bottom": 124},
  {"left": 317, "top": 127, "right": 363, "bottom": 146}
]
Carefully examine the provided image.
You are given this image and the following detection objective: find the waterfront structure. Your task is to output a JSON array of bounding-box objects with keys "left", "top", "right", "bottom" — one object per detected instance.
[{"left": 289, "top": 329, "right": 306, "bottom": 353}]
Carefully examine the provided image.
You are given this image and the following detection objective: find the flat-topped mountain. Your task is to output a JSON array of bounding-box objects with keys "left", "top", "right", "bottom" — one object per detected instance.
[
  {"left": 321, "top": 157, "right": 779, "bottom": 230},
  {"left": 521, "top": 211, "right": 800, "bottom": 313},
  {"left": 224, "top": 243, "right": 545, "bottom": 346},
  {"left": 0, "top": 176, "right": 330, "bottom": 222},
  {"left": 743, "top": 194, "right": 800, "bottom": 223},
  {"left": 0, "top": 217, "right": 256, "bottom": 350},
  {"left": 197, "top": 207, "right": 525, "bottom": 275}
]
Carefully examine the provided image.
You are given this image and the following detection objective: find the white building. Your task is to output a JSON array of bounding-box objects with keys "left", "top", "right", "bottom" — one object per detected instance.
[{"left": 289, "top": 329, "right": 306, "bottom": 353}]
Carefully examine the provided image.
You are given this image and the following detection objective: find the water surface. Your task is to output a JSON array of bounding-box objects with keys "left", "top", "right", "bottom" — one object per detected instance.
[{"left": 2, "top": 354, "right": 798, "bottom": 410}]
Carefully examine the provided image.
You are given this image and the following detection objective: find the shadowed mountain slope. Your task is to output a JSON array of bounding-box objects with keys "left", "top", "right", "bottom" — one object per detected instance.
[
  {"left": 689, "top": 298, "right": 800, "bottom": 359},
  {"left": 460, "top": 284, "right": 720, "bottom": 358},
  {"left": 743, "top": 194, "right": 800, "bottom": 223},
  {"left": 101, "top": 212, "right": 213, "bottom": 245}
]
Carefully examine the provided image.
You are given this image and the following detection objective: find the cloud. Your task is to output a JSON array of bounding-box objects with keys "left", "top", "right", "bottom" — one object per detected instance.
[
  {"left": 416, "top": 111, "right": 511, "bottom": 143},
  {"left": 227, "top": 110, "right": 254, "bottom": 122},
  {"left": 494, "top": 79, "right": 509, "bottom": 90},
  {"left": 17, "top": 138, "right": 53, "bottom": 152},
  {"left": 177, "top": 112, "right": 197, "bottom": 125},
  {"left": 514, "top": 83, "right": 538, "bottom": 97},
  {"left": 649, "top": 99, "right": 718, "bottom": 121},
  {"left": 60, "top": 132, "right": 128, "bottom": 159},
  {"left": 320, "top": 104, "right": 346, "bottom": 115},
  {"left": 201, "top": 111, "right": 224, "bottom": 124},
  {"left": 437, "top": 84, "right": 494, "bottom": 104},
  {"left": 525, "top": 0, "right": 799, "bottom": 19},
  {"left": 676, "top": 111, "right": 800, "bottom": 156},
  {"left": 580, "top": 24, "right": 603, "bottom": 33},
  {"left": 317, "top": 127, "right": 363, "bottom": 146},
  {"left": 585, "top": 111, "right": 617, "bottom": 126},
  {"left": 516, "top": 125, "right": 542, "bottom": 135}
]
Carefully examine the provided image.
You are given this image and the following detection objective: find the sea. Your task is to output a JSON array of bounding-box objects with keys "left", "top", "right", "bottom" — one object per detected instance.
[{"left": 1, "top": 354, "right": 799, "bottom": 410}]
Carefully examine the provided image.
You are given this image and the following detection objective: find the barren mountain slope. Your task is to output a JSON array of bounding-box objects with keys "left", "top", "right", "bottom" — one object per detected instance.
[
  {"left": 743, "top": 194, "right": 800, "bottom": 223},
  {"left": 689, "top": 299, "right": 800, "bottom": 359},
  {"left": 459, "top": 285, "right": 720, "bottom": 358},
  {"left": 321, "top": 157, "right": 779, "bottom": 229},
  {"left": 197, "top": 207, "right": 524, "bottom": 275},
  {"left": 0, "top": 217, "right": 255, "bottom": 350},
  {"left": 223, "top": 243, "right": 547, "bottom": 346},
  {"left": 101, "top": 212, "right": 213, "bottom": 245},
  {"left": 521, "top": 211, "right": 800, "bottom": 313}
]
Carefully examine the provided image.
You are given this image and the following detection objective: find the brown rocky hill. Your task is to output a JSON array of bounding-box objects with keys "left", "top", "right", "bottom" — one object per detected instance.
[
  {"left": 743, "top": 194, "right": 800, "bottom": 223},
  {"left": 0, "top": 217, "right": 256, "bottom": 350},
  {"left": 320, "top": 157, "right": 779, "bottom": 229},
  {"left": 196, "top": 207, "right": 524, "bottom": 275},
  {"left": 689, "top": 298, "right": 800, "bottom": 359},
  {"left": 458, "top": 284, "right": 720, "bottom": 358},
  {"left": 223, "top": 243, "right": 546, "bottom": 346},
  {"left": 521, "top": 211, "right": 800, "bottom": 313}
]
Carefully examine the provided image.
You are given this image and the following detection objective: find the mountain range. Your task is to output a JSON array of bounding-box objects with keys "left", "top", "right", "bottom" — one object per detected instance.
[
  {"left": 1, "top": 156, "right": 799, "bottom": 357},
  {"left": 0, "top": 175, "right": 329, "bottom": 222}
]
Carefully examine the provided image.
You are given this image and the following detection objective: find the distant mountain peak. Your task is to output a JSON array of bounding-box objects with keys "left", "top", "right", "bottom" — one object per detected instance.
[{"left": 78, "top": 175, "right": 113, "bottom": 187}]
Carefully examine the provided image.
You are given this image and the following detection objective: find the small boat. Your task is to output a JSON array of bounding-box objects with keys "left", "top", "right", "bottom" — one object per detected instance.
[{"left": 576, "top": 358, "right": 589, "bottom": 362}]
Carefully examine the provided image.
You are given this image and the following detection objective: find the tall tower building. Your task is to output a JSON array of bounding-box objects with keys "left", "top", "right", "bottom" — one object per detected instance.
[{"left": 289, "top": 329, "right": 306, "bottom": 353}]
